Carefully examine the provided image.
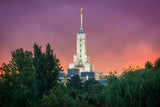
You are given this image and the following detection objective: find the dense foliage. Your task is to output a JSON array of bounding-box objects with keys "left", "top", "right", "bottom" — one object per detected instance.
[
  {"left": 0, "top": 48, "right": 34, "bottom": 107},
  {"left": 0, "top": 43, "right": 160, "bottom": 107},
  {"left": 0, "top": 43, "right": 62, "bottom": 107},
  {"left": 100, "top": 59, "right": 160, "bottom": 107}
]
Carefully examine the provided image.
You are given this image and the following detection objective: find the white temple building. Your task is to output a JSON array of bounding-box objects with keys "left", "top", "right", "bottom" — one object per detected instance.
[
  {"left": 59, "top": 8, "right": 105, "bottom": 83},
  {"left": 69, "top": 8, "right": 94, "bottom": 73}
]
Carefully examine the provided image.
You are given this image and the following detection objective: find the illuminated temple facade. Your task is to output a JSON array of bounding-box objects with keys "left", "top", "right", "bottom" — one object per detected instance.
[
  {"left": 59, "top": 8, "right": 105, "bottom": 83},
  {"left": 69, "top": 8, "right": 94, "bottom": 73}
]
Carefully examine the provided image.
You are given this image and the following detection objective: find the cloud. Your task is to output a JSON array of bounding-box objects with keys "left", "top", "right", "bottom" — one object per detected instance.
[{"left": 0, "top": 0, "right": 160, "bottom": 73}]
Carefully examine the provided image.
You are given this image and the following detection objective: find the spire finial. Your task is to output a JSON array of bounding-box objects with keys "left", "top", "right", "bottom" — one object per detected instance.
[{"left": 81, "top": 8, "right": 83, "bottom": 15}]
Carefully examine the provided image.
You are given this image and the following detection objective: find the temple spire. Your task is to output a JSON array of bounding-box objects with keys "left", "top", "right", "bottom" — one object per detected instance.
[
  {"left": 79, "top": 8, "right": 84, "bottom": 34},
  {"left": 81, "top": 8, "right": 83, "bottom": 28}
]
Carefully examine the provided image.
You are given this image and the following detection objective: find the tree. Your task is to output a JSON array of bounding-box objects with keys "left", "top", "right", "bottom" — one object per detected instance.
[
  {"left": 0, "top": 43, "right": 63, "bottom": 106},
  {"left": 0, "top": 48, "right": 34, "bottom": 107},
  {"left": 82, "top": 78, "right": 98, "bottom": 92},
  {"left": 41, "top": 84, "right": 89, "bottom": 107},
  {"left": 100, "top": 64, "right": 160, "bottom": 107},
  {"left": 82, "top": 78, "right": 104, "bottom": 106},
  {"left": 155, "top": 57, "right": 160, "bottom": 70},
  {"left": 66, "top": 75, "right": 82, "bottom": 90},
  {"left": 33, "top": 43, "right": 62, "bottom": 101},
  {"left": 145, "top": 61, "right": 153, "bottom": 69},
  {"left": 105, "top": 71, "right": 118, "bottom": 84}
]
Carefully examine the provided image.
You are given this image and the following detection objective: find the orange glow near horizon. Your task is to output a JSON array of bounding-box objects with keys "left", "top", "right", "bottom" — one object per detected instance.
[
  {"left": 0, "top": 43, "right": 159, "bottom": 74},
  {"left": 0, "top": 1, "right": 160, "bottom": 74}
]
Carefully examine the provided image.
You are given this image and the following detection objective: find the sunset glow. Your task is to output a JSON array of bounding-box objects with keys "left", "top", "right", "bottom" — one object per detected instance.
[{"left": 0, "top": 0, "right": 160, "bottom": 74}]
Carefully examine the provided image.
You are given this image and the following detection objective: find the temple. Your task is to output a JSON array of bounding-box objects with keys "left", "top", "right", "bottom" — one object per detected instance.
[
  {"left": 69, "top": 8, "right": 94, "bottom": 72},
  {"left": 59, "top": 8, "right": 105, "bottom": 83}
]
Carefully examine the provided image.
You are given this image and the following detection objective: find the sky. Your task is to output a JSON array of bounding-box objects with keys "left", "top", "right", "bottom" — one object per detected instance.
[{"left": 0, "top": 0, "right": 160, "bottom": 74}]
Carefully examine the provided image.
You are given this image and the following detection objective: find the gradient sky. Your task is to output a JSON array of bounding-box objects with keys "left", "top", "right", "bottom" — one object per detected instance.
[{"left": 0, "top": 0, "right": 160, "bottom": 74}]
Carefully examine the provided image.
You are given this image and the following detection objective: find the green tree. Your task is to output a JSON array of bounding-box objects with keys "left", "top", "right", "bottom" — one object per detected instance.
[
  {"left": 66, "top": 75, "right": 82, "bottom": 90},
  {"left": 145, "top": 61, "right": 153, "bottom": 69},
  {"left": 41, "top": 84, "right": 89, "bottom": 107},
  {"left": 155, "top": 57, "right": 160, "bottom": 70},
  {"left": 0, "top": 48, "right": 34, "bottom": 107},
  {"left": 88, "top": 84, "right": 104, "bottom": 106},
  {"left": 33, "top": 43, "right": 62, "bottom": 101},
  {"left": 66, "top": 75, "right": 83, "bottom": 103},
  {"left": 105, "top": 71, "right": 118, "bottom": 84},
  {"left": 82, "top": 78, "right": 98, "bottom": 93},
  {"left": 82, "top": 79, "right": 104, "bottom": 106},
  {"left": 100, "top": 65, "right": 160, "bottom": 107},
  {"left": 0, "top": 43, "right": 63, "bottom": 106}
]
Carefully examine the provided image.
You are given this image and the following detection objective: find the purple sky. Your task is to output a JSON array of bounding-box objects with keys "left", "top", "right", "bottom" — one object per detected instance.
[{"left": 0, "top": 0, "right": 160, "bottom": 74}]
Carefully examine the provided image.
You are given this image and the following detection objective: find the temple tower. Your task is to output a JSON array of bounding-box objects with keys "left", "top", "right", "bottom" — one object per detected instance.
[{"left": 69, "top": 8, "right": 94, "bottom": 72}]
